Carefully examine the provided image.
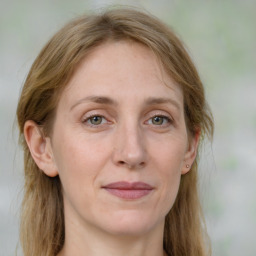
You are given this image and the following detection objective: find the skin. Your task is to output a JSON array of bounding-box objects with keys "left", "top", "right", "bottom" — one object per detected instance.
[{"left": 24, "top": 41, "right": 199, "bottom": 256}]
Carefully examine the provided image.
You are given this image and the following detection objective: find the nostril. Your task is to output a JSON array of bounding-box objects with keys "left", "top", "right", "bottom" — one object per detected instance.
[
  {"left": 140, "top": 162, "right": 145, "bottom": 166},
  {"left": 117, "top": 160, "right": 146, "bottom": 169}
]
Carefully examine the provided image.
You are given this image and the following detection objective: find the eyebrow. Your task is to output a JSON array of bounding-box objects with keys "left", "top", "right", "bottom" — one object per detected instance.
[
  {"left": 144, "top": 97, "right": 181, "bottom": 110},
  {"left": 70, "top": 96, "right": 117, "bottom": 111},
  {"left": 70, "top": 95, "right": 181, "bottom": 111}
]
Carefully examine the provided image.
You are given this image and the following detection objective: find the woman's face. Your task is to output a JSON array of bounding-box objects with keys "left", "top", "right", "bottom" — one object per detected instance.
[{"left": 47, "top": 41, "right": 198, "bottom": 237}]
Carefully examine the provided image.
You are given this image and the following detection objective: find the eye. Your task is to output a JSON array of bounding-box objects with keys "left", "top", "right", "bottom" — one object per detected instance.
[
  {"left": 83, "top": 115, "right": 107, "bottom": 126},
  {"left": 152, "top": 116, "right": 165, "bottom": 125},
  {"left": 147, "top": 115, "right": 172, "bottom": 126}
]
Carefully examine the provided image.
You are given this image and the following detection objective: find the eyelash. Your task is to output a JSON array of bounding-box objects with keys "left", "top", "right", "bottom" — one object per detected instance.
[
  {"left": 82, "top": 113, "right": 173, "bottom": 128},
  {"left": 146, "top": 114, "right": 173, "bottom": 127},
  {"left": 82, "top": 114, "right": 109, "bottom": 127}
]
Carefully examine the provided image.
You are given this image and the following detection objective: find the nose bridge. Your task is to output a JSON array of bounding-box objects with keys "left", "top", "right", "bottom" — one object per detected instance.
[{"left": 113, "top": 117, "right": 147, "bottom": 169}]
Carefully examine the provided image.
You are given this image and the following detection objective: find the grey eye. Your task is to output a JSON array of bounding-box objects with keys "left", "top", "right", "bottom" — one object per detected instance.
[
  {"left": 88, "top": 116, "right": 103, "bottom": 125},
  {"left": 152, "top": 116, "right": 164, "bottom": 125}
]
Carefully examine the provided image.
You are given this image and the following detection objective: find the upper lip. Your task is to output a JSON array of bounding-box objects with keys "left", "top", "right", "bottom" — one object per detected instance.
[{"left": 102, "top": 181, "right": 154, "bottom": 190}]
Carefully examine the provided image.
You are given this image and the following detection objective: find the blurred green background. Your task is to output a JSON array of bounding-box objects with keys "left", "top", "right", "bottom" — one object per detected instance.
[{"left": 1, "top": 0, "right": 255, "bottom": 255}]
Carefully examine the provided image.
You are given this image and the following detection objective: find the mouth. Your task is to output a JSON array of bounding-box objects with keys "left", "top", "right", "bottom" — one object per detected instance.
[{"left": 102, "top": 181, "right": 154, "bottom": 200}]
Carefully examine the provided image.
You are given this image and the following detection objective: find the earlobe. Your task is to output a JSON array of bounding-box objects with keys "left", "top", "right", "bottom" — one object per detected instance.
[
  {"left": 24, "top": 120, "right": 58, "bottom": 177},
  {"left": 181, "top": 129, "right": 200, "bottom": 175}
]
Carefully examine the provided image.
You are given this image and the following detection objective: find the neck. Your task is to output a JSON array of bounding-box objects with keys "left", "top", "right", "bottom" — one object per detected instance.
[{"left": 58, "top": 218, "right": 166, "bottom": 256}]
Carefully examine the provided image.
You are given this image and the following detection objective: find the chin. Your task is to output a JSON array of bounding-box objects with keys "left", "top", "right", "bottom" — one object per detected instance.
[{"left": 98, "top": 211, "right": 163, "bottom": 237}]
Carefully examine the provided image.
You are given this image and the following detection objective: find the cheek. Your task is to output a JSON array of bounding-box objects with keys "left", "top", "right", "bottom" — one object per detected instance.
[
  {"left": 52, "top": 130, "right": 112, "bottom": 195},
  {"left": 157, "top": 151, "right": 182, "bottom": 199},
  {"left": 52, "top": 137, "right": 112, "bottom": 220},
  {"left": 151, "top": 133, "right": 187, "bottom": 175},
  {"left": 150, "top": 135, "right": 187, "bottom": 211},
  {"left": 156, "top": 161, "right": 182, "bottom": 217}
]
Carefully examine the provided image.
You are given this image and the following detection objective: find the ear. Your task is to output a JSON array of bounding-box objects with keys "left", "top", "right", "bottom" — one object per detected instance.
[
  {"left": 181, "top": 129, "right": 200, "bottom": 175},
  {"left": 24, "top": 120, "right": 58, "bottom": 177}
]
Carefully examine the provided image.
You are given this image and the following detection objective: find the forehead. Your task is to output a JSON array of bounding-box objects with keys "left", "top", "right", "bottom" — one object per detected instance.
[{"left": 59, "top": 40, "right": 183, "bottom": 108}]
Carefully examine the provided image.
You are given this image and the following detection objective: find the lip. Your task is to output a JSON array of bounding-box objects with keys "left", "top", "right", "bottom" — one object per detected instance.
[{"left": 102, "top": 181, "right": 154, "bottom": 200}]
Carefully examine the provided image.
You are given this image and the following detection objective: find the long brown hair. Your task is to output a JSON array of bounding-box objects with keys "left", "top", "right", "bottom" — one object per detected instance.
[{"left": 17, "top": 7, "right": 213, "bottom": 256}]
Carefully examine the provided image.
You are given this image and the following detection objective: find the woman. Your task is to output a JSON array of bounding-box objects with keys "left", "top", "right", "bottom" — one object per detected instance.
[{"left": 16, "top": 7, "right": 213, "bottom": 256}]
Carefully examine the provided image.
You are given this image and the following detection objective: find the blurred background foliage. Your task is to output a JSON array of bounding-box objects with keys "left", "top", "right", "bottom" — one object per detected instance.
[{"left": 0, "top": 0, "right": 255, "bottom": 255}]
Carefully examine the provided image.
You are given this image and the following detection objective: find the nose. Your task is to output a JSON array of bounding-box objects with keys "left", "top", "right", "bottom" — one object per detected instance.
[{"left": 112, "top": 123, "right": 147, "bottom": 170}]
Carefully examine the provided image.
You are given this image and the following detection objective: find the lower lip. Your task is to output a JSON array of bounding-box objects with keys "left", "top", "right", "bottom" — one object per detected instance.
[{"left": 104, "top": 188, "right": 152, "bottom": 199}]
